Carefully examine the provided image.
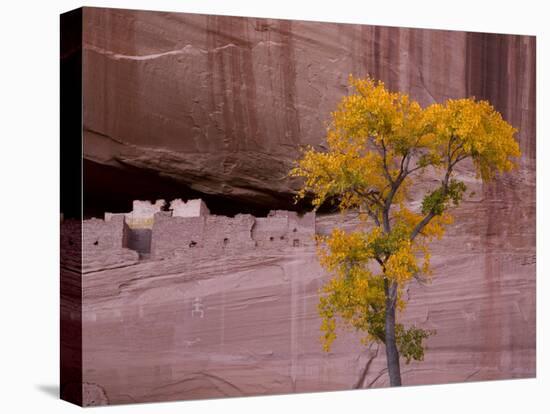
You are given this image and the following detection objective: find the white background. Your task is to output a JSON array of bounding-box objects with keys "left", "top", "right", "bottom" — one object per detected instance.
[{"left": 0, "top": 0, "right": 547, "bottom": 412}]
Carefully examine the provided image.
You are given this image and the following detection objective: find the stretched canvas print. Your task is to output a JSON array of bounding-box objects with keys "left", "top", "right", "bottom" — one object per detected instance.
[{"left": 60, "top": 6, "right": 536, "bottom": 407}]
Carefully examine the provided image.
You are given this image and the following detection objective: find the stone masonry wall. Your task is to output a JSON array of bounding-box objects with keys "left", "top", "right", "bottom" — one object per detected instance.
[
  {"left": 170, "top": 198, "right": 210, "bottom": 217},
  {"left": 83, "top": 215, "right": 126, "bottom": 252},
  {"left": 253, "top": 210, "right": 316, "bottom": 249},
  {"left": 150, "top": 203, "right": 316, "bottom": 259},
  {"left": 84, "top": 199, "right": 317, "bottom": 262},
  {"left": 81, "top": 215, "right": 138, "bottom": 272},
  {"left": 150, "top": 214, "right": 207, "bottom": 259}
]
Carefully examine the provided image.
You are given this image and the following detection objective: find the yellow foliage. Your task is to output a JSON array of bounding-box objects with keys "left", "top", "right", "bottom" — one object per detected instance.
[
  {"left": 291, "top": 75, "right": 521, "bottom": 353},
  {"left": 291, "top": 75, "right": 521, "bottom": 211}
]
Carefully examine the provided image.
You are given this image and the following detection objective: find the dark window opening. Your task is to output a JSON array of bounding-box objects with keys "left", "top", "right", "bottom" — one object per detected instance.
[
  {"left": 280, "top": 236, "right": 285, "bottom": 240},
  {"left": 189, "top": 241, "right": 197, "bottom": 248},
  {"left": 293, "top": 239, "right": 300, "bottom": 247},
  {"left": 223, "top": 238, "right": 229, "bottom": 245},
  {"left": 126, "top": 228, "right": 152, "bottom": 256},
  {"left": 293, "top": 228, "right": 297, "bottom": 232},
  {"left": 93, "top": 240, "right": 99, "bottom": 246},
  {"left": 269, "top": 237, "right": 274, "bottom": 241}
]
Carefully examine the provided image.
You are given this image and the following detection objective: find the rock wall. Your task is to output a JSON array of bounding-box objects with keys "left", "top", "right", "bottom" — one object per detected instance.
[
  {"left": 80, "top": 211, "right": 535, "bottom": 405},
  {"left": 75, "top": 193, "right": 535, "bottom": 405},
  {"left": 81, "top": 7, "right": 535, "bottom": 208},
  {"left": 60, "top": 218, "right": 83, "bottom": 404},
  {"left": 71, "top": 7, "right": 536, "bottom": 406}
]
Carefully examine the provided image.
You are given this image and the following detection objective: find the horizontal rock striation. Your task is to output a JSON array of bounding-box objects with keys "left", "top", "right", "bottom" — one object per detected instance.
[
  {"left": 72, "top": 187, "right": 534, "bottom": 405},
  {"left": 81, "top": 8, "right": 535, "bottom": 210}
]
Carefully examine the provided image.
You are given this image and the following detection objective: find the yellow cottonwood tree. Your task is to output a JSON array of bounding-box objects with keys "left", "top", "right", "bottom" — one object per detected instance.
[{"left": 291, "top": 76, "right": 520, "bottom": 386}]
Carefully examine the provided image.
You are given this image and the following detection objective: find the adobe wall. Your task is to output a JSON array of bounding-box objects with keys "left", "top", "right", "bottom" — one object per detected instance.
[
  {"left": 83, "top": 215, "right": 126, "bottom": 251},
  {"left": 87, "top": 199, "right": 316, "bottom": 261},
  {"left": 81, "top": 215, "right": 139, "bottom": 271},
  {"left": 150, "top": 214, "right": 206, "bottom": 258},
  {"left": 151, "top": 213, "right": 257, "bottom": 259},
  {"left": 170, "top": 198, "right": 210, "bottom": 217},
  {"left": 252, "top": 210, "right": 315, "bottom": 249},
  {"left": 105, "top": 199, "right": 165, "bottom": 229},
  {"left": 105, "top": 200, "right": 168, "bottom": 255}
]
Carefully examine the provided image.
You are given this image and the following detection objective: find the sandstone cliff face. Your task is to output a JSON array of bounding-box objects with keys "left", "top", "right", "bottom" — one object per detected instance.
[
  {"left": 77, "top": 201, "right": 535, "bottom": 405},
  {"left": 82, "top": 8, "right": 535, "bottom": 209},
  {"left": 74, "top": 7, "right": 536, "bottom": 406}
]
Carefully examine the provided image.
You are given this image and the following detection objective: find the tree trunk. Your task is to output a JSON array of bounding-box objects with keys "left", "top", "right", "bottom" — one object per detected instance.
[{"left": 384, "top": 280, "right": 402, "bottom": 386}]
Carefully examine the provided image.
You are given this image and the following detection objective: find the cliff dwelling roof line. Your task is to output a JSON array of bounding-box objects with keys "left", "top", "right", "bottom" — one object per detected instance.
[{"left": 103, "top": 198, "right": 315, "bottom": 224}]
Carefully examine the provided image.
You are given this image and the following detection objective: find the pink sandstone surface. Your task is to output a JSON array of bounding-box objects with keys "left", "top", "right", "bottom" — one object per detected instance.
[
  {"left": 81, "top": 7, "right": 535, "bottom": 208},
  {"left": 65, "top": 7, "right": 535, "bottom": 406}
]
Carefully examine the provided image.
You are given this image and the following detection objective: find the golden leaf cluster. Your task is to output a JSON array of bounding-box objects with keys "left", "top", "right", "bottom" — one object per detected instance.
[{"left": 291, "top": 76, "right": 521, "bottom": 355}]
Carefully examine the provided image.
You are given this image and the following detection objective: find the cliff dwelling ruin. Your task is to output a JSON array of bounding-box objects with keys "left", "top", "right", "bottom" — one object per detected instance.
[{"left": 77, "top": 198, "right": 316, "bottom": 264}]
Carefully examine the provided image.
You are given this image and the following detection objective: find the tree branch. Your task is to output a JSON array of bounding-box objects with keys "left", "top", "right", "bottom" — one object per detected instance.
[
  {"left": 353, "top": 344, "right": 380, "bottom": 389},
  {"left": 410, "top": 138, "right": 467, "bottom": 241},
  {"left": 404, "top": 163, "right": 425, "bottom": 176},
  {"left": 413, "top": 273, "right": 430, "bottom": 286},
  {"left": 410, "top": 211, "right": 435, "bottom": 241},
  {"left": 450, "top": 142, "right": 465, "bottom": 161},
  {"left": 382, "top": 170, "right": 407, "bottom": 233},
  {"left": 379, "top": 138, "right": 395, "bottom": 186},
  {"left": 359, "top": 201, "right": 381, "bottom": 227}
]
